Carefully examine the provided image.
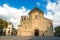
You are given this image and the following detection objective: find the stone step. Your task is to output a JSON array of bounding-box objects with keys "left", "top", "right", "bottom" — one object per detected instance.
[{"left": 0, "top": 36, "right": 60, "bottom": 40}]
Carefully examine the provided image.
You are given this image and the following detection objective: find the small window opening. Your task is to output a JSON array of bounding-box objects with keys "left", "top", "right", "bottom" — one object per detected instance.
[
  {"left": 35, "top": 15, "right": 38, "bottom": 19},
  {"left": 22, "top": 18, "right": 23, "bottom": 21},
  {"left": 24, "top": 17, "right": 26, "bottom": 20}
]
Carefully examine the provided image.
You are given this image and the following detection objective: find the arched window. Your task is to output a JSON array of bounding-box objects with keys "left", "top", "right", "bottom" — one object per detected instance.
[
  {"left": 22, "top": 18, "right": 23, "bottom": 21},
  {"left": 8, "top": 30, "right": 10, "bottom": 33},
  {"left": 24, "top": 17, "right": 26, "bottom": 20},
  {"left": 35, "top": 15, "right": 37, "bottom": 19}
]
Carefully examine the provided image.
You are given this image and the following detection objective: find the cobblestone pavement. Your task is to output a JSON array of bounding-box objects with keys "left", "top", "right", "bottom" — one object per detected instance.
[{"left": 0, "top": 36, "right": 60, "bottom": 40}]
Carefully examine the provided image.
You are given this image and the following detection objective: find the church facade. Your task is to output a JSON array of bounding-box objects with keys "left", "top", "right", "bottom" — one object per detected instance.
[{"left": 17, "top": 8, "right": 54, "bottom": 36}]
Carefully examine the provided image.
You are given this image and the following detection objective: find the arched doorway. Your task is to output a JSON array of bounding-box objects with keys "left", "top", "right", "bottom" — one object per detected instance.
[{"left": 34, "top": 29, "right": 39, "bottom": 36}]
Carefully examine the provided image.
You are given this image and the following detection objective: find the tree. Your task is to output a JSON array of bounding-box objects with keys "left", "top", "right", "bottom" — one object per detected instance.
[
  {"left": 0, "top": 18, "right": 8, "bottom": 36},
  {"left": 0, "top": 19, "right": 8, "bottom": 28},
  {"left": 54, "top": 26, "right": 60, "bottom": 37}
]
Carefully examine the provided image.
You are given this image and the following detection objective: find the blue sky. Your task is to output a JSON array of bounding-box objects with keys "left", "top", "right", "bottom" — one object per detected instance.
[
  {"left": 0, "top": 0, "right": 46, "bottom": 9},
  {"left": 0, "top": 0, "right": 55, "bottom": 12},
  {"left": 0, "top": 0, "right": 60, "bottom": 29}
]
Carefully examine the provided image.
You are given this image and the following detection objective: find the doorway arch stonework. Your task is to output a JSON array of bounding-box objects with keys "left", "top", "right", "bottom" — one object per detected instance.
[{"left": 34, "top": 29, "right": 39, "bottom": 36}]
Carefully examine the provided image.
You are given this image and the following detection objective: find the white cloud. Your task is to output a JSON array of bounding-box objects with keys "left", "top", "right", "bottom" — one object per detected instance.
[
  {"left": 45, "top": 0, "right": 60, "bottom": 27},
  {"left": 44, "top": 11, "right": 54, "bottom": 20},
  {"left": 36, "top": 2, "right": 40, "bottom": 6},
  {"left": 0, "top": 4, "right": 30, "bottom": 29}
]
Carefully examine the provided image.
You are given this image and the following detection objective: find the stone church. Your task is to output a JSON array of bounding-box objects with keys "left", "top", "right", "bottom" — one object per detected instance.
[{"left": 17, "top": 8, "right": 54, "bottom": 36}]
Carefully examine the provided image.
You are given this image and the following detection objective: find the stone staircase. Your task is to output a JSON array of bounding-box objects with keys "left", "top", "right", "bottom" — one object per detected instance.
[{"left": 0, "top": 36, "right": 60, "bottom": 40}]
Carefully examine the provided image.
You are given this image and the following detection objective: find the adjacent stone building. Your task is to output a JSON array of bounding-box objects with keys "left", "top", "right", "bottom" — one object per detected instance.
[
  {"left": 3, "top": 22, "right": 17, "bottom": 36},
  {"left": 18, "top": 8, "right": 54, "bottom": 36},
  {"left": 5, "top": 23, "right": 13, "bottom": 36}
]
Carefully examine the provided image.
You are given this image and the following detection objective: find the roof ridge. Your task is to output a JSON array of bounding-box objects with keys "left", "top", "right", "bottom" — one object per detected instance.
[{"left": 29, "top": 7, "right": 43, "bottom": 15}]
